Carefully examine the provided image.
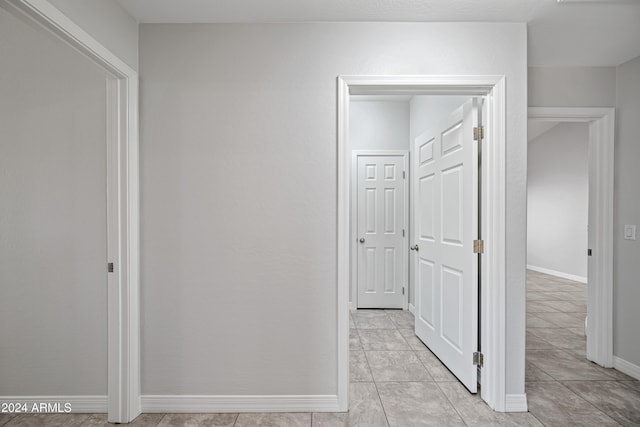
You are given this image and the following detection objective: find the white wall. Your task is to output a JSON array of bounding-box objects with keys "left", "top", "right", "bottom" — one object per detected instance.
[
  {"left": 48, "top": 0, "right": 139, "bottom": 70},
  {"left": 408, "top": 95, "right": 470, "bottom": 305},
  {"left": 614, "top": 56, "right": 640, "bottom": 368},
  {"left": 350, "top": 100, "right": 409, "bottom": 151},
  {"left": 528, "top": 67, "right": 616, "bottom": 107},
  {"left": 527, "top": 123, "right": 589, "bottom": 281},
  {"left": 139, "top": 22, "right": 527, "bottom": 397},
  {"left": 0, "top": 8, "right": 107, "bottom": 395}
]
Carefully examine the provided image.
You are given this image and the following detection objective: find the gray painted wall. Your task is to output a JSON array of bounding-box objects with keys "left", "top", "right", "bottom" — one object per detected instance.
[
  {"left": 350, "top": 100, "right": 409, "bottom": 151},
  {"left": 0, "top": 8, "right": 107, "bottom": 395},
  {"left": 614, "top": 56, "right": 640, "bottom": 368},
  {"left": 139, "top": 22, "right": 527, "bottom": 396},
  {"left": 48, "top": 0, "right": 139, "bottom": 70},
  {"left": 527, "top": 123, "right": 589, "bottom": 280},
  {"left": 529, "top": 67, "right": 616, "bottom": 107}
]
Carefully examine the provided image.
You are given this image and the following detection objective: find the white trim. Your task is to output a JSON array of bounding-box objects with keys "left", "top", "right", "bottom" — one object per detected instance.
[
  {"left": 526, "top": 265, "right": 587, "bottom": 284},
  {"left": 338, "top": 75, "right": 508, "bottom": 413},
  {"left": 504, "top": 394, "right": 528, "bottom": 412},
  {"left": 528, "top": 107, "right": 614, "bottom": 368},
  {"left": 613, "top": 356, "right": 640, "bottom": 381},
  {"left": 0, "top": 1, "right": 140, "bottom": 423},
  {"left": 141, "top": 395, "right": 339, "bottom": 413},
  {"left": 0, "top": 396, "right": 107, "bottom": 413},
  {"left": 351, "top": 150, "right": 409, "bottom": 310},
  {"left": 408, "top": 303, "right": 415, "bottom": 315}
]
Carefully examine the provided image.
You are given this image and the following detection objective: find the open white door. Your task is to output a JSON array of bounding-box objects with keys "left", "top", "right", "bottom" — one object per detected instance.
[
  {"left": 413, "top": 99, "right": 479, "bottom": 392},
  {"left": 356, "top": 154, "right": 407, "bottom": 309}
]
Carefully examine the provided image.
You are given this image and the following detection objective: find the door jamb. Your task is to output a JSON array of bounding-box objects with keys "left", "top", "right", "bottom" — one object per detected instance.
[
  {"left": 351, "top": 150, "right": 409, "bottom": 311},
  {"left": 528, "top": 107, "right": 615, "bottom": 368},
  {"left": 338, "top": 75, "right": 508, "bottom": 412},
  {"left": 0, "top": 0, "right": 141, "bottom": 422}
]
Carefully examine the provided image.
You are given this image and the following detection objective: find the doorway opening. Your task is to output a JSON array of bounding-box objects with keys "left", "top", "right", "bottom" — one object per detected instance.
[
  {"left": 1, "top": 0, "right": 141, "bottom": 422},
  {"left": 338, "top": 75, "right": 511, "bottom": 412},
  {"left": 527, "top": 107, "right": 615, "bottom": 369}
]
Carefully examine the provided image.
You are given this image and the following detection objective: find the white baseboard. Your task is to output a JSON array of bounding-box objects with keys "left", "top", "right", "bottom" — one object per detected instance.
[
  {"left": 408, "top": 303, "right": 415, "bottom": 315},
  {"left": 0, "top": 396, "right": 106, "bottom": 413},
  {"left": 613, "top": 356, "right": 640, "bottom": 380},
  {"left": 141, "top": 394, "right": 340, "bottom": 413},
  {"left": 504, "top": 394, "right": 528, "bottom": 412},
  {"left": 527, "top": 265, "right": 587, "bottom": 284}
]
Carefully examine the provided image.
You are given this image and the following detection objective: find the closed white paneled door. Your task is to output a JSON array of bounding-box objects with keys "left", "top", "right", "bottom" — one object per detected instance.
[
  {"left": 413, "top": 99, "right": 479, "bottom": 393},
  {"left": 356, "top": 154, "right": 407, "bottom": 309}
]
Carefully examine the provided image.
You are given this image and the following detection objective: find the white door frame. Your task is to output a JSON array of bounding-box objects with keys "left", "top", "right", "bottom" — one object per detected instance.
[
  {"left": 528, "top": 107, "right": 615, "bottom": 368},
  {"left": 0, "top": 0, "right": 141, "bottom": 422},
  {"left": 351, "top": 150, "right": 409, "bottom": 310},
  {"left": 338, "top": 75, "right": 509, "bottom": 412}
]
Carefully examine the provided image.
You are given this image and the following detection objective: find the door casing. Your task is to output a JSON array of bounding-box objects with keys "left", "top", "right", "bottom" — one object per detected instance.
[
  {"left": 351, "top": 150, "right": 409, "bottom": 310},
  {"left": 0, "top": 0, "right": 141, "bottom": 422},
  {"left": 528, "top": 107, "right": 615, "bottom": 369},
  {"left": 338, "top": 75, "right": 511, "bottom": 412}
]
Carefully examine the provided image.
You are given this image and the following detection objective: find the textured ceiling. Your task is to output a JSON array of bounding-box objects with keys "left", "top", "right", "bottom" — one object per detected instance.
[{"left": 117, "top": 0, "right": 640, "bottom": 66}]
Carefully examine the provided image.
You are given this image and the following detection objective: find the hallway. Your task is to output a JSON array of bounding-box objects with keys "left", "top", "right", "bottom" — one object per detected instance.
[{"left": 1, "top": 272, "right": 639, "bottom": 426}]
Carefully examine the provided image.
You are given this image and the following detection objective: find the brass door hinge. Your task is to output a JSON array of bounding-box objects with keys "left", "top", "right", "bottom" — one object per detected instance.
[
  {"left": 473, "top": 126, "right": 484, "bottom": 141},
  {"left": 473, "top": 240, "right": 484, "bottom": 254},
  {"left": 473, "top": 352, "right": 484, "bottom": 367}
]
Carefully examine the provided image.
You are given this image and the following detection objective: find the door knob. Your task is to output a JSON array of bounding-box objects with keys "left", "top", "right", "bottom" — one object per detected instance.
[
  {"left": 410, "top": 244, "right": 419, "bottom": 251},
  {"left": 359, "top": 238, "right": 365, "bottom": 243}
]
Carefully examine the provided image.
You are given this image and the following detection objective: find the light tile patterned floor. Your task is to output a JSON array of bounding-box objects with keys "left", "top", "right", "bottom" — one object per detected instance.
[{"left": 2, "top": 270, "right": 638, "bottom": 426}]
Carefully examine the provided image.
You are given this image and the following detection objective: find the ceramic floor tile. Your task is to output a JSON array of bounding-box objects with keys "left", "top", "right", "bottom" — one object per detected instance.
[
  {"left": 563, "top": 380, "right": 640, "bottom": 426},
  {"left": 129, "top": 414, "right": 168, "bottom": 426},
  {"left": 526, "top": 292, "right": 550, "bottom": 301},
  {"left": 352, "top": 311, "right": 396, "bottom": 329},
  {"left": 527, "top": 327, "right": 585, "bottom": 351},
  {"left": 350, "top": 329, "right": 362, "bottom": 350},
  {"left": 312, "top": 382, "right": 388, "bottom": 427},
  {"left": 437, "top": 382, "right": 543, "bottom": 426},
  {"left": 366, "top": 351, "right": 432, "bottom": 382},
  {"left": 527, "top": 349, "right": 617, "bottom": 381},
  {"left": 567, "top": 327, "right": 586, "bottom": 336},
  {"left": 540, "top": 300, "right": 587, "bottom": 313},
  {"left": 235, "top": 413, "right": 311, "bottom": 427},
  {"left": 526, "top": 315, "right": 558, "bottom": 329},
  {"left": 0, "top": 415, "right": 16, "bottom": 427},
  {"left": 590, "top": 365, "right": 638, "bottom": 381},
  {"left": 620, "top": 380, "right": 640, "bottom": 393},
  {"left": 385, "top": 311, "right": 415, "bottom": 329},
  {"left": 376, "top": 382, "right": 464, "bottom": 426},
  {"left": 350, "top": 349, "right": 373, "bottom": 382},
  {"left": 4, "top": 414, "right": 92, "bottom": 427},
  {"left": 525, "top": 331, "right": 557, "bottom": 349},
  {"left": 525, "top": 362, "right": 555, "bottom": 382},
  {"left": 157, "top": 413, "right": 237, "bottom": 426},
  {"left": 526, "top": 381, "right": 620, "bottom": 426},
  {"left": 349, "top": 315, "right": 356, "bottom": 329},
  {"left": 415, "top": 351, "right": 458, "bottom": 382},
  {"left": 397, "top": 329, "right": 429, "bottom": 351},
  {"left": 527, "top": 301, "right": 560, "bottom": 313},
  {"left": 535, "top": 312, "right": 585, "bottom": 328},
  {"left": 358, "top": 329, "right": 410, "bottom": 351}
]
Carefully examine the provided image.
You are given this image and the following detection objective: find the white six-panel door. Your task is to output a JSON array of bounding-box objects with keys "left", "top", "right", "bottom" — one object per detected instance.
[
  {"left": 413, "top": 100, "right": 479, "bottom": 392},
  {"left": 356, "top": 154, "right": 407, "bottom": 309}
]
